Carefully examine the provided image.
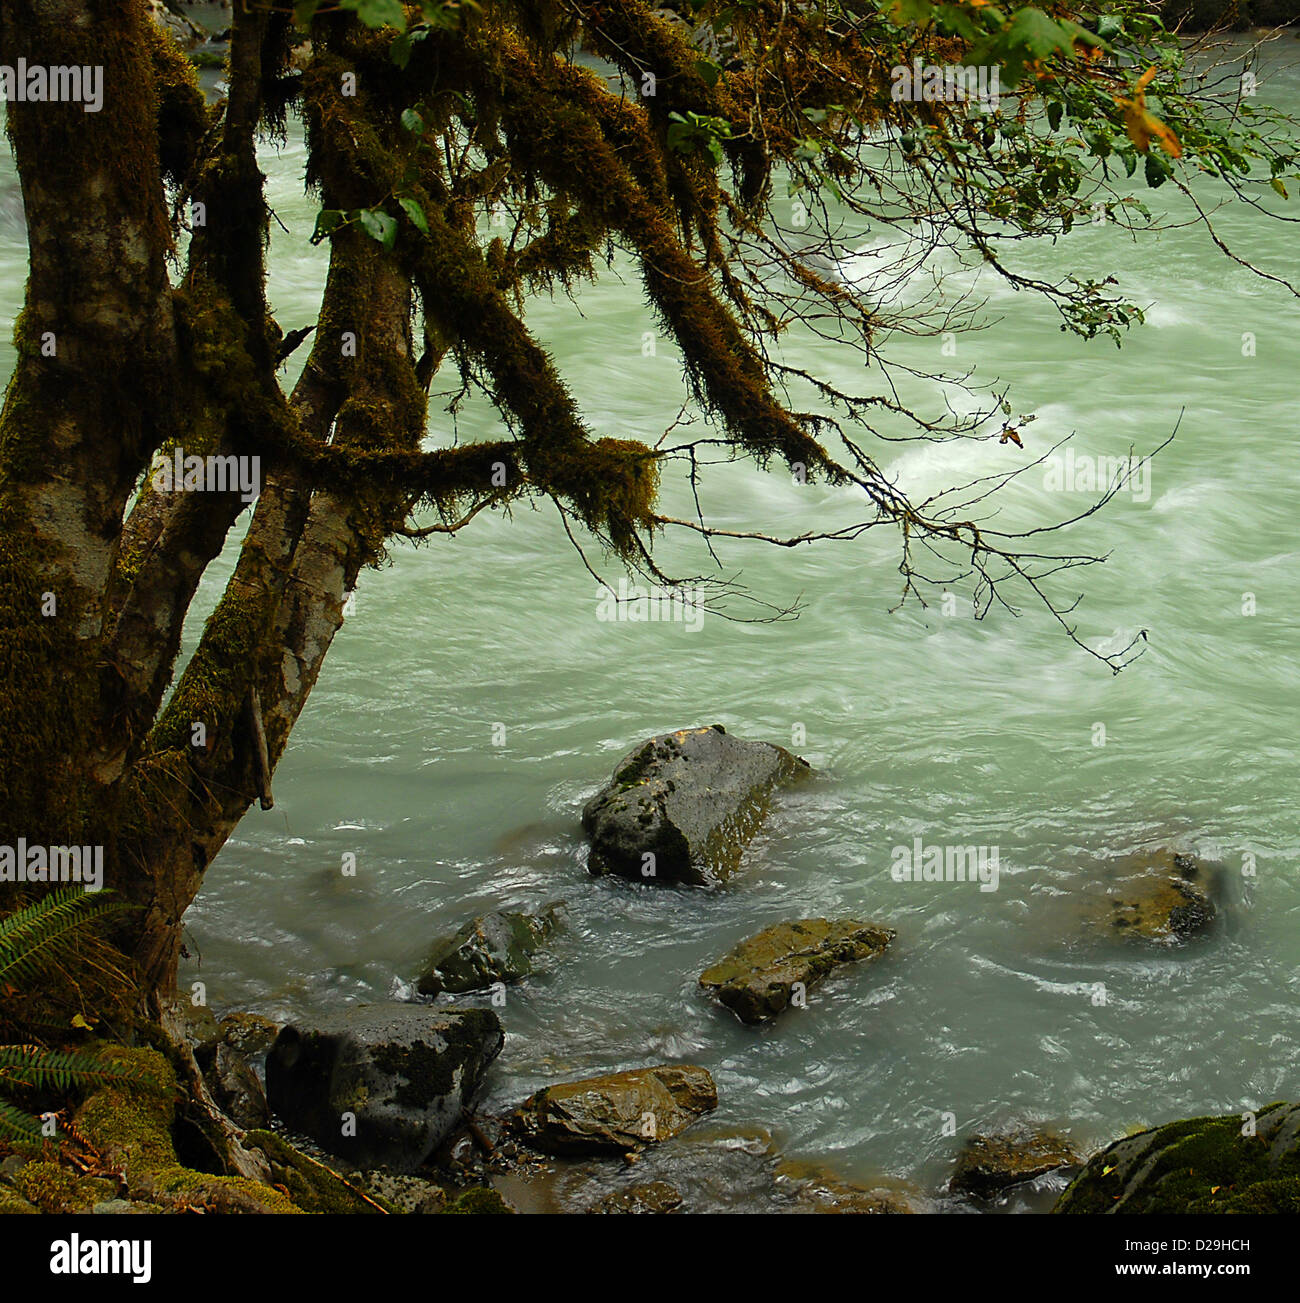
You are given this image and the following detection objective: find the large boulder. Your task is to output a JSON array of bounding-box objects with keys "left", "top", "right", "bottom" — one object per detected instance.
[
  {"left": 950, "top": 1127, "right": 1081, "bottom": 1198},
  {"left": 265, "top": 1005, "right": 503, "bottom": 1173},
  {"left": 513, "top": 1065, "right": 718, "bottom": 1155},
  {"left": 1055, "top": 1103, "right": 1300, "bottom": 1213},
  {"left": 700, "top": 918, "right": 895, "bottom": 1024},
  {"left": 582, "top": 725, "right": 809, "bottom": 885},
  {"left": 417, "top": 904, "right": 562, "bottom": 996}
]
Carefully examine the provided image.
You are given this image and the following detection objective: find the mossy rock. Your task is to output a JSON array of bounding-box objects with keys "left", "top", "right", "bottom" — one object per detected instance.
[
  {"left": 443, "top": 1185, "right": 513, "bottom": 1214},
  {"left": 700, "top": 918, "right": 895, "bottom": 1023},
  {"left": 582, "top": 725, "right": 810, "bottom": 885},
  {"left": 950, "top": 1127, "right": 1081, "bottom": 1198},
  {"left": 0, "top": 1185, "right": 38, "bottom": 1215},
  {"left": 513, "top": 1064, "right": 718, "bottom": 1155},
  {"left": 1055, "top": 1102, "right": 1300, "bottom": 1213},
  {"left": 218, "top": 1011, "right": 282, "bottom": 1058}
]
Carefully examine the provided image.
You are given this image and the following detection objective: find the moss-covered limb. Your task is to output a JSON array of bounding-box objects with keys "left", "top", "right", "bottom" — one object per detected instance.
[
  {"left": 144, "top": 12, "right": 212, "bottom": 192},
  {"left": 486, "top": 39, "right": 840, "bottom": 481},
  {"left": 243, "top": 1131, "right": 395, "bottom": 1214},
  {"left": 72, "top": 1044, "right": 298, "bottom": 1213}
]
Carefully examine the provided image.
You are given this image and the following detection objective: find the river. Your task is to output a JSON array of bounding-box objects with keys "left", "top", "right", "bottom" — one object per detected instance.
[{"left": 0, "top": 28, "right": 1296, "bottom": 1211}]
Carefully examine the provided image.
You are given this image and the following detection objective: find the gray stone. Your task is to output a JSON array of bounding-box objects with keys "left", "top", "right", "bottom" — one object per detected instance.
[
  {"left": 582, "top": 725, "right": 809, "bottom": 885},
  {"left": 950, "top": 1127, "right": 1081, "bottom": 1198},
  {"left": 265, "top": 1004, "right": 503, "bottom": 1173},
  {"left": 417, "top": 904, "right": 562, "bottom": 996}
]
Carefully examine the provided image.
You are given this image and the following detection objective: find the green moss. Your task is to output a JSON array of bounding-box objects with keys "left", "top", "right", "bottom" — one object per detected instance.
[
  {"left": 1057, "top": 1104, "right": 1300, "bottom": 1214},
  {"left": 443, "top": 1185, "right": 512, "bottom": 1214},
  {"left": 13, "top": 1161, "right": 116, "bottom": 1214}
]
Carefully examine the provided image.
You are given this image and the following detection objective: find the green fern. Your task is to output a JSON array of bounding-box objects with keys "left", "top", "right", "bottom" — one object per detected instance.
[
  {"left": 0, "top": 888, "right": 143, "bottom": 1151},
  {"left": 0, "top": 885, "right": 129, "bottom": 987}
]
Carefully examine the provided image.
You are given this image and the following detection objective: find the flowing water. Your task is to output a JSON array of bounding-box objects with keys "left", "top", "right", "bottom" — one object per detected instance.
[{"left": 1, "top": 31, "right": 1297, "bottom": 1210}]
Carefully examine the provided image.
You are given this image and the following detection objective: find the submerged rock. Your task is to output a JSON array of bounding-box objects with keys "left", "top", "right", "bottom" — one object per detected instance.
[
  {"left": 1091, "top": 848, "right": 1218, "bottom": 942},
  {"left": 1056, "top": 1103, "right": 1300, "bottom": 1213},
  {"left": 950, "top": 1127, "right": 1081, "bottom": 1198},
  {"left": 513, "top": 1065, "right": 718, "bottom": 1155},
  {"left": 700, "top": 918, "right": 895, "bottom": 1024},
  {"left": 582, "top": 725, "right": 809, "bottom": 885},
  {"left": 591, "top": 1180, "right": 683, "bottom": 1214},
  {"left": 265, "top": 1005, "right": 503, "bottom": 1173},
  {"left": 418, "top": 904, "right": 563, "bottom": 996}
]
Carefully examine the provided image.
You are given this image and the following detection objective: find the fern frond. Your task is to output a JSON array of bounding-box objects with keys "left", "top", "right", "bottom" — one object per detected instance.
[
  {"left": 0, "top": 888, "right": 130, "bottom": 989},
  {"left": 0, "top": 1097, "right": 50, "bottom": 1148},
  {"left": 0, "top": 1045, "right": 149, "bottom": 1094}
]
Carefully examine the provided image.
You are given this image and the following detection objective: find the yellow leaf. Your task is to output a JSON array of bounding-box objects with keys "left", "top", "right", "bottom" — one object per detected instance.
[
  {"left": 1115, "top": 67, "right": 1182, "bottom": 158},
  {"left": 70, "top": 1013, "right": 92, "bottom": 1029}
]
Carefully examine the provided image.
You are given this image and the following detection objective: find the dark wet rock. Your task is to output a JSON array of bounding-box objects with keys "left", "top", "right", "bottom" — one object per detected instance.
[
  {"left": 418, "top": 903, "right": 563, "bottom": 996},
  {"left": 513, "top": 1064, "right": 718, "bottom": 1155},
  {"left": 700, "top": 918, "right": 895, "bottom": 1023},
  {"left": 207, "top": 1043, "right": 270, "bottom": 1131},
  {"left": 591, "top": 1180, "right": 683, "bottom": 1214},
  {"left": 218, "top": 1011, "right": 281, "bottom": 1059},
  {"left": 582, "top": 725, "right": 809, "bottom": 885},
  {"left": 147, "top": 0, "right": 207, "bottom": 48},
  {"left": 265, "top": 1004, "right": 503, "bottom": 1173},
  {"left": 950, "top": 1127, "right": 1081, "bottom": 1198},
  {"left": 243, "top": 1130, "right": 395, "bottom": 1213},
  {"left": 1056, "top": 1103, "right": 1300, "bottom": 1213},
  {"left": 1092, "top": 848, "right": 1219, "bottom": 942}
]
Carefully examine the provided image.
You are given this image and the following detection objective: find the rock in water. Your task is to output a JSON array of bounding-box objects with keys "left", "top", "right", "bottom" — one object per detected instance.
[
  {"left": 1056, "top": 1103, "right": 1300, "bottom": 1213},
  {"left": 265, "top": 1005, "right": 503, "bottom": 1172},
  {"left": 591, "top": 1181, "right": 684, "bottom": 1214},
  {"left": 513, "top": 1065, "right": 718, "bottom": 1154},
  {"left": 1094, "top": 848, "right": 1218, "bottom": 941},
  {"left": 417, "top": 904, "right": 562, "bottom": 995},
  {"left": 582, "top": 725, "right": 809, "bottom": 885},
  {"left": 699, "top": 918, "right": 895, "bottom": 1024},
  {"left": 949, "top": 1127, "right": 1081, "bottom": 1198}
]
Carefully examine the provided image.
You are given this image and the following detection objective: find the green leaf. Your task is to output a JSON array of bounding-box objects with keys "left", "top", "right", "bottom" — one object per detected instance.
[
  {"left": 340, "top": 0, "right": 408, "bottom": 31},
  {"left": 695, "top": 58, "right": 722, "bottom": 88},
  {"left": 1046, "top": 100, "right": 1063, "bottom": 132},
  {"left": 358, "top": 207, "right": 399, "bottom": 248},
  {"left": 401, "top": 108, "right": 427, "bottom": 134},
  {"left": 398, "top": 196, "right": 429, "bottom": 234},
  {"left": 1144, "top": 152, "right": 1168, "bottom": 188},
  {"left": 293, "top": 0, "right": 322, "bottom": 31},
  {"left": 1270, "top": 175, "right": 1289, "bottom": 199},
  {"left": 311, "top": 208, "right": 347, "bottom": 245}
]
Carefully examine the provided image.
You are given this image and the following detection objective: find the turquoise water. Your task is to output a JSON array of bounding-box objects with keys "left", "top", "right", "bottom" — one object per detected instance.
[{"left": 1, "top": 35, "right": 1297, "bottom": 1208}]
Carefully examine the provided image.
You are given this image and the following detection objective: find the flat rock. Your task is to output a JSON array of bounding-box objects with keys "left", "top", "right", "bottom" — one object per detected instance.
[
  {"left": 582, "top": 725, "right": 809, "bottom": 885},
  {"left": 1056, "top": 1103, "right": 1300, "bottom": 1213},
  {"left": 417, "top": 904, "right": 562, "bottom": 996},
  {"left": 265, "top": 1004, "right": 503, "bottom": 1173},
  {"left": 513, "top": 1065, "right": 718, "bottom": 1155},
  {"left": 950, "top": 1127, "right": 1081, "bottom": 1198},
  {"left": 699, "top": 918, "right": 895, "bottom": 1023}
]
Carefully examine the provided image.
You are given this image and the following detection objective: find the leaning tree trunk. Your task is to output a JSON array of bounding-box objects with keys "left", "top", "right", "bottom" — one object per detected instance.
[{"left": 0, "top": 1, "right": 426, "bottom": 1008}]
